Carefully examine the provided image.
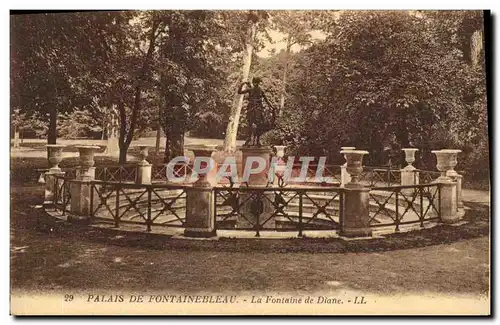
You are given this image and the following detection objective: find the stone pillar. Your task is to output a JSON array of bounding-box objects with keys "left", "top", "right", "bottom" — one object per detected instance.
[
  {"left": 342, "top": 188, "right": 371, "bottom": 237},
  {"left": 239, "top": 146, "right": 274, "bottom": 230},
  {"left": 400, "top": 148, "right": 419, "bottom": 196},
  {"left": 438, "top": 181, "right": 458, "bottom": 224},
  {"left": 340, "top": 147, "right": 356, "bottom": 187},
  {"left": 184, "top": 145, "right": 217, "bottom": 238},
  {"left": 443, "top": 149, "right": 463, "bottom": 210},
  {"left": 432, "top": 150, "right": 460, "bottom": 223},
  {"left": 69, "top": 145, "right": 100, "bottom": 224},
  {"left": 44, "top": 144, "right": 66, "bottom": 205},
  {"left": 454, "top": 174, "right": 464, "bottom": 209},
  {"left": 339, "top": 149, "right": 372, "bottom": 237},
  {"left": 136, "top": 145, "right": 152, "bottom": 184}
]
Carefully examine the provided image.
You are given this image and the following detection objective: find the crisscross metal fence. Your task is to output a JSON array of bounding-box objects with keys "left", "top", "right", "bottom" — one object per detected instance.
[
  {"left": 214, "top": 186, "right": 343, "bottom": 237},
  {"left": 358, "top": 166, "right": 402, "bottom": 187},
  {"left": 94, "top": 165, "right": 137, "bottom": 183},
  {"left": 368, "top": 183, "right": 441, "bottom": 231},
  {"left": 46, "top": 161, "right": 448, "bottom": 236},
  {"left": 90, "top": 182, "right": 187, "bottom": 232},
  {"left": 53, "top": 174, "right": 72, "bottom": 215}
]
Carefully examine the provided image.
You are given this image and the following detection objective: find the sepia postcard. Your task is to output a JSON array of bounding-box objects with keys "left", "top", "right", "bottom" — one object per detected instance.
[{"left": 9, "top": 9, "right": 491, "bottom": 316}]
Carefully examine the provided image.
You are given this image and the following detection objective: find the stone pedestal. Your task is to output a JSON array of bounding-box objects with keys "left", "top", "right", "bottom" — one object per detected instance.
[
  {"left": 341, "top": 187, "right": 372, "bottom": 237},
  {"left": 68, "top": 180, "right": 93, "bottom": 224},
  {"left": 446, "top": 171, "right": 463, "bottom": 210},
  {"left": 241, "top": 146, "right": 271, "bottom": 186},
  {"left": 69, "top": 145, "right": 100, "bottom": 224},
  {"left": 237, "top": 191, "right": 275, "bottom": 231},
  {"left": 431, "top": 150, "right": 460, "bottom": 223},
  {"left": 456, "top": 174, "right": 464, "bottom": 209},
  {"left": 136, "top": 145, "right": 152, "bottom": 184},
  {"left": 443, "top": 149, "right": 463, "bottom": 210},
  {"left": 184, "top": 145, "right": 218, "bottom": 238},
  {"left": 44, "top": 169, "right": 65, "bottom": 205},
  {"left": 436, "top": 180, "right": 459, "bottom": 224},
  {"left": 184, "top": 187, "right": 216, "bottom": 238},
  {"left": 136, "top": 163, "right": 152, "bottom": 184},
  {"left": 239, "top": 146, "right": 275, "bottom": 230},
  {"left": 401, "top": 166, "right": 419, "bottom": 196}
]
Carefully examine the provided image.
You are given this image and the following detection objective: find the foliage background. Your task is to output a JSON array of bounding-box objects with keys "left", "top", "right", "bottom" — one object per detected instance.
[{"left": 10, "top": 10, "right": 488, "bottom": 179}]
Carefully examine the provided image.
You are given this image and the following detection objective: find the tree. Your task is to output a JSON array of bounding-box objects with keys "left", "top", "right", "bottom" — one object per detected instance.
[
  {"left": 270, "top": 10, "right": 318, "bottom": 114},
  {"left": 270, "top": 10, "right": 486, "bottom": 169}
]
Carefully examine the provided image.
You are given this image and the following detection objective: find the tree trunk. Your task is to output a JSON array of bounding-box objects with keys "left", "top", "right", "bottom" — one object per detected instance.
[
  {"left": 117, "top": 20, "right": 160, "bottom": 165},
  {"left": 119, "top": 148, "right": 128, "bottom": 164},
  {"left": 155, "top": 125, "right": 161, "bottom": 160},
  {"left": 279, "top": 38, "right": 292, "bottom": 115},
  {"left": 48, "top": 106, "right": 57, "bottom": 144},
  {"left": 105, "top": 103, "right": 120, "bottom": 158},
  {"left": 223, "top": 19, "right": 257, "bottom": 153},
  {"left": 164, "top": 129, "right": 184, "bottom": 163},
  {"left": 118, "top": 101, "right": 128, "bottom": 164}
]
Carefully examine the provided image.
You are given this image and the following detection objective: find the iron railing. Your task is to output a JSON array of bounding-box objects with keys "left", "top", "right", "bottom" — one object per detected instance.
[
  {"left": 214, "top": 186, "right": 343, "bottom": 237},
  {"left": 89, "top": 182, "right": 187, "bottom": 232},
  {"left": 47, "top": 164, "right": 448, "bottom": 236},
  {"left": 368, "top": 183, "right": 441, "bottom": 231},
  {"left": 53, "top": 174, "right": 72, "bottom": 215},
  {"left": 94, "top": 165, "right": 137, "bottom": 183}
]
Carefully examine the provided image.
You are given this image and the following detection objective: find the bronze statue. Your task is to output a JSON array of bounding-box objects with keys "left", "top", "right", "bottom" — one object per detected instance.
[{"left": 238, "top": 77, "right": 276, "bottom": 146}]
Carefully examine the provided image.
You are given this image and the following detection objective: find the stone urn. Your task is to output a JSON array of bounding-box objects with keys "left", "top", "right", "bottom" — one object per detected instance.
[
  {"left": 75, "top": 145, "right": 100, "bottom": 180},
  {"left": 340, "top": 147, "right": 356, "bottom": 187},
  {"left": 137, "top": 145, "right": 150, "bottom": 166},
  {"left": 341, "top": 147, "right": 356, "bottom": 163},
  {"left": 46, "top": 144, "right": 66, "bottom": 171},
  {"left": 402, "top": 148, "right": 419, "bottom": 168},
  {"left": 442, "top": 149, "right": 462, "bottom": 177},
  {"left": 187, "top": 144, "right": 218, "bottom": 186},
  {"left": 431, "top": 150, "right": 457, "bottom": 181},
  {"left": 340, "top": 149, "right": 369, "bottom": 188}
]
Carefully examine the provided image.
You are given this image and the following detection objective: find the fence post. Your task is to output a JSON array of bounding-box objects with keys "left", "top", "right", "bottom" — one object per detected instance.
[
  {"left": 432, "top": 150, "right": 460, "bottom": 224},
  {"left": 184, "top": 146, "right": 217, "bottom": 238},
  {"left": 136, "top": 146, "right": 152, "bottom": 184},
  {"left": 340, "top": 150, "right": 372, "bottom": 237},
  {"left": 68, "top": 145, "right": 99, "bottom": 225}
]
